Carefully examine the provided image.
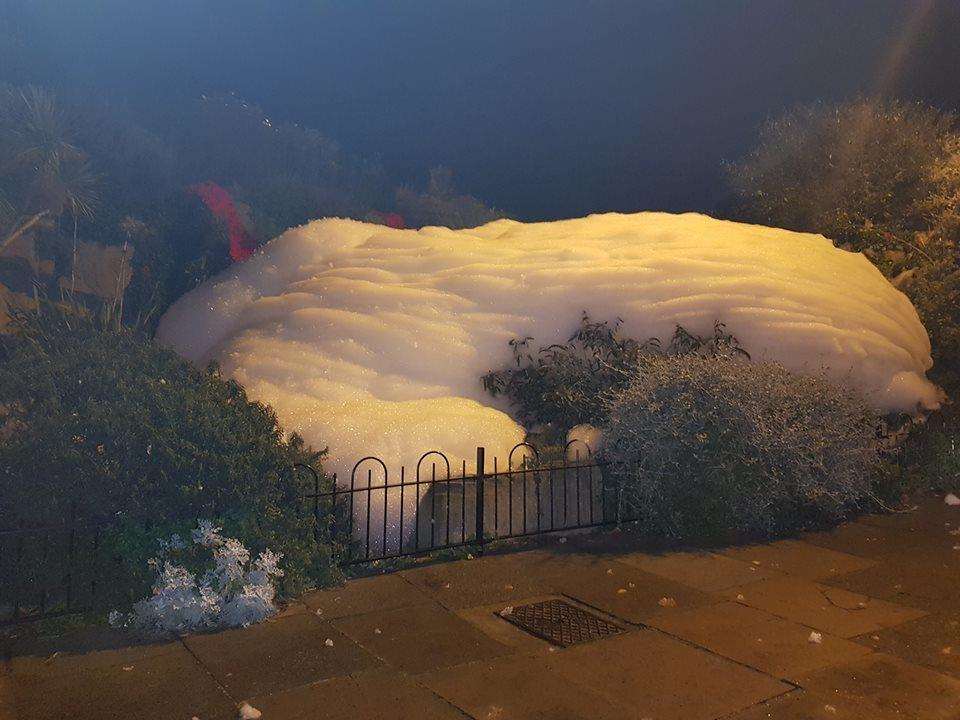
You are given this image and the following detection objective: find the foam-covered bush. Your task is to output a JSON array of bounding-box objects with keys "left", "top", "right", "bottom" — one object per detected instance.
[
  {"left": 111, "top": 521, "right": 285, "bottom": 633},
  {"left": 600, "top": 354, "right": 881, "bottom": 538}
]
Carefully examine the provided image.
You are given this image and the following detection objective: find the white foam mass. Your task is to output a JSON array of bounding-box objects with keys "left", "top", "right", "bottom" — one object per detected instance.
[{"left": 157, "top": 212, "right": 942, "bottom": 478}]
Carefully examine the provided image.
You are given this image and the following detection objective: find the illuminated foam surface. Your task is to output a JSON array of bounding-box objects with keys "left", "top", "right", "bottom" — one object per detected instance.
[{"left": 157, "top": 212, "right": 941, "bottom": 478}]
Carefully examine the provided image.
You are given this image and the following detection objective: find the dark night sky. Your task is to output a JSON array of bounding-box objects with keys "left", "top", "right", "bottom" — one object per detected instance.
[{"left": 2, "top": 0, "right": 958, "bottom": 220}]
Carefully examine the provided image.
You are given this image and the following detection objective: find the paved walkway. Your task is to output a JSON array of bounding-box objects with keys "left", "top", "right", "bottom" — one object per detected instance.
[{"left": 4, "top": 495, "right": 960, "bottom": 719}]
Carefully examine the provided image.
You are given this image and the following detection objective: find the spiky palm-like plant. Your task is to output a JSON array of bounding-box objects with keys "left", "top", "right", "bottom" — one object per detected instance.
[{"left": 0, "top": 85, "right": 99, "bottom": 255}]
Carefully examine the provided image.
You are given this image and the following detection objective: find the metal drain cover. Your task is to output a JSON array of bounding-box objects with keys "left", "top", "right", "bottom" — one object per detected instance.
[{"left": 500, "top": 598, "right": 623, "bottom": 647}]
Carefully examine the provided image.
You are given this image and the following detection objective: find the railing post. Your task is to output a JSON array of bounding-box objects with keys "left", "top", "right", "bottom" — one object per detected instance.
[
  {"left": 475, "top": 446, "right": 485, "bottom": 555},
  {"left": 324, "top": 471, "right": 334, "bottom": 545}
]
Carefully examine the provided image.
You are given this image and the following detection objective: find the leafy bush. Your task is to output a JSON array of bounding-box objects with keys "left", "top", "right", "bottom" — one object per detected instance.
[
  {"left": 395, "top": 166, "right": 504, "bottom": 229},
  {"left": 173, "top": 92, "right": 395, "bottom": 238},
  {"left": 482, "top": 313, "right": 747, "bottom": 442},
  {"left": 0, "top": 305, "right": 341, "bottom": 603},
  {"left": 0, "top": 86, "right": 503, "bottom": 334},
  {"left": 600, "top": 353, "right": 881, "bottom": 539},
  {"left": 725, "top": 97, "right": 960, "bottom": 392},
  {"left": 111, "top": 521, "right": 285, "bottom": 633}
]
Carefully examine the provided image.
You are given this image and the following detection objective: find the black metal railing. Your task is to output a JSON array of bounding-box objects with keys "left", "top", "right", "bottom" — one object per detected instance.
[
  {"left": 1, "top": 440, "right": 636, "bottom": 624},
  {"left": 0, "top": 516, "right": 124, "bottom": 626},
  {"left": 297, "top": 441, "right": 633, "bottom": 565}
]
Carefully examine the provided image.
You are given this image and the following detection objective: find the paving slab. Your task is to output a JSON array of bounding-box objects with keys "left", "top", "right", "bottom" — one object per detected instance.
[
  {"left": 824, "top": 550, "right": 960, "bottom": 612},
  {"left": 0, "top": 620, "right": 177, "bottom": 661},
  {"left": 301, "top": 573, "right": 433, "bottom": 619},
  {"left": 332, "top": 600, "right": 512, "bottom": 674},
  {"left": 724, "top": 576, "right": 926, "bottom": 638},
  {"left": 0, "top": 664, "right": 14, "bottom": 720},
  {"left": 543, "top": 628, "right": 792, "bottom": 720},
  {"left": 734, "top": 651, "right": 960, "bottom": 719},
  {"left": 720, "top": 539, "right": 877, "bottom": 581},
  {"left": 650, "top": 601, "right": 872, "bottom": 682},
  {"left": 10, "top": 637, "right": 185, "bottom": 676},
  {"left": 455, "top": 596, "right": 568, "bottom": 654},
  {"left": 797, "top": 652, "right": 960, "bottom": 719},
  {"left": 727, "top": 688, "right": 878, "bottom": 719},
  {"left": 248, "top": 668, "right": 469, "bottom": 720},
  {"left": 551, "top": 558, "right": 718, "bottom": 624},
  {"left": 420, "top": 653, "right": 631, "bottom": 720},
  {"left": 801, "top": 520, "right": 950, "bottom": 559},
  {"left": 859, "top": 496, "right": 960, "bottom": 532},
  {"left": 182, "top": 612, "right": 380, "bottom": 700},
  {"left": 617, "top": 549, "right": 780, "bottom": 591},
  {"left": 400, "top": 551, "right": 565, "bottom": 610},
  {"left": 854, "top": 613, "right": 960, "bottom": 679},
  {"left": 11, "top": 641, "right": 233, "bottom": 720}
]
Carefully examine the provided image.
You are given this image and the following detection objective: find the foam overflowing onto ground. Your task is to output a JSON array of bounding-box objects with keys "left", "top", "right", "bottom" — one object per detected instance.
[{"left": 157, "top": 212, "right": 942, "bottom": 478}]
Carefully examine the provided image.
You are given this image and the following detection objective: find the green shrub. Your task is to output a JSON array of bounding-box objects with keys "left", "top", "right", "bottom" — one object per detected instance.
[
  {"left": 897, "top": 403, "right": 960, "bottom": 495},
  {"left": 725, "top": 97, "right": 960, "bottom": 393},
  {"left": 395, "top": 166, "right": 504, "bottom": 230},
  {"left": 599, "top": 354, "right": 881, "bottom": 539},
  {"left": 0, "top": 305, "right": 341, "bottom": 604},
  {"left": 482, "top": 313, "right": 747, "bottom": 443}
]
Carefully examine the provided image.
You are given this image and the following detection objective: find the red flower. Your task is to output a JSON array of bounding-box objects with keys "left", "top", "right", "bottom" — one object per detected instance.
[{"left": 190, "top": 181, "right": 257, "bottom": 262}]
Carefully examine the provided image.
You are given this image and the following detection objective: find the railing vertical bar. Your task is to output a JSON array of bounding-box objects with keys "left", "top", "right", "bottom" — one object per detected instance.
[
  {"left": 575, "top": 455, "right": 582, "bottom": 526},
  {"left": 536, "top": 469, "right": 542, "bottom": 532},
  {"left": 329, "top": 473, "right": 338, "bottom": 547},
  {"left": 563, "top": 457, "right": 569, "bottom": 527},
  {"left": 444, "top": 463, "right": 451, "bottom": 546},
  {"left": 522, "top": 466, "right": 528, "bottom": 534},
  {"left": 399, "top": 466, "right": 405, "bottom": 554},
  {"left": 382, "top": 469, "right": 389, "bottom": 559},
  {"left": 365, "top": 468, "right": 373, "bottom": 559},
  {"left": 430, "top": 464, "right": 437, "bottom": 548},
  {"left": 461, "top": 459, "right": 466, "bottom": 544},
  {"left": 475, "top": 447, "right": 485, "bottom": 554},
  {"left": 312, "top": 468, "right": 322, "bottom": 544},
  {"left": 591, "top": 464, "right": 597, "bottom": 524},
  {"left": 548, "top": 466, "right": 555, "bottom": 530},
  {"left": 599, "top": 466, "right": 606, "bottom": 524},
  {"left": 349, "top": 468, "right": 356, "bottom": 546},
  {"left": 501, "top": 457, "right": 510, "bottom": 536},
  {"left": 493, "top": 462, "right": 499, "bottom": 538},
  {"left": 415, "top": 464, "right": 422, "bottom": 551}
]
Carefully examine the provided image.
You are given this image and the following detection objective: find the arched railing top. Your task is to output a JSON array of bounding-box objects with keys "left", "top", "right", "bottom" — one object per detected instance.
[
  {"left": 508, "top": 442, "right": 540, "bottom": 470},
  {"left": 350, "top": 456, "right": 388, "bottom": 488},
  {"left": 564, "top": 438, "right": 593, "bottom": 462},
  {"left": 416, "top": 450, "right": 451, "bottom": 481}
]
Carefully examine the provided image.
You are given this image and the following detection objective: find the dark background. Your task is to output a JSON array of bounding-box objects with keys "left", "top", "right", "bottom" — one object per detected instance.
[{"left": 2, "top": 0, "right": 957, "bottom": 220}]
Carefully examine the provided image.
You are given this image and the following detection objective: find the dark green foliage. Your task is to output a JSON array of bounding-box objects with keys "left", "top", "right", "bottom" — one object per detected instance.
[
  {"left": 600, "top": 354, "right": 881, "bottom": 539},
  {"left": 725, "top": 98, "right": 958, "bottom": 254},
  {"left": 0, "top": 85, "right": 503, "bottom": 335},
  {"left": 726, "top": 97, "right": 960, "bottom": 499},
  {"left": 897, "top": 403, "right": 960, "bottom": 497},
  {"left": 173, "top": 92, "right": 395, "bottom": 239},
  {"left": 0, "top": 306, "right": 341, "bottom": 601},
  {"left": 395, "top": 167, "right": 505, "bottom": 230},
  {"left": 482, "top": 313, "right": 747, "bottom": 441}
]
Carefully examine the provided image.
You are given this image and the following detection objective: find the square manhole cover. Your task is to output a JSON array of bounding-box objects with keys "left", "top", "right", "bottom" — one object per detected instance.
[{"left": 500, "top": 598, "right": 624, "bottom": 647}]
